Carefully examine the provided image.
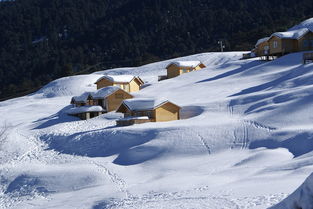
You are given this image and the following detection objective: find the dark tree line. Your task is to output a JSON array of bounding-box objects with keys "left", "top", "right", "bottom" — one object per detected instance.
[{"left": 0, "top": 0, "right": 312, "bottom": 99}]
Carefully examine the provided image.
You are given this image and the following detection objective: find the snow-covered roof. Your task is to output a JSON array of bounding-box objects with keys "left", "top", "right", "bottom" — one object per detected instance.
[
  {"left": 96, "top": 75, "right": 136, "bottom": 83},
  {"left": 288, "top": 18, "right": 313, "bottom": 31},
  {"left": 67, "top": 106, "right": 104, "bottom": 114},
  {"left": 72, "top": 92, "right": 92, "bottom": 103},
  {"left": 91, "top": 86, "right": 121, "bottom": 99},
  {"left": 270, "top": 28, "right": 310, "bottom": 40},
  {"left": 255, "top": 37, "right": 269, "bottom": 47},
  {"left": 168, "top": 61, "right": 202, "bottom": 68},
  {"left": 118, "top": 116, "right": 150, "bottom": 121},
  {"left": 121, "top": 98, "right": 179, "bottom": 111}
]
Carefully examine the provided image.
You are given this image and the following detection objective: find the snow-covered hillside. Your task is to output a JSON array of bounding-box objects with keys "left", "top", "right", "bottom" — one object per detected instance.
[{"left": 0, "top": 50, "right": 313, "bottom": 209}]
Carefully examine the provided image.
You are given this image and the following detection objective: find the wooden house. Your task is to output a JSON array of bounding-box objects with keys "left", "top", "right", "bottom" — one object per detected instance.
[
  {"left": 116, "top": 98, "right": 181, "bottom": 126},
  {"left": 92, "top": 86, "right": 133, "bottom": 112},
  {"left": 255, "top": 37, "right": 270, "bottom": 58},
  {"left": 67, "top": 106, "right": 104, "bottom": 120},
  {"left": 268, "top": 28, "right": 313, "bottom": 56},
  {"left": 94, "top": 75, "right": 144, "bottom": 92},
  {"left": 166, "top": 61, "right": 206, "bottom": 79}
]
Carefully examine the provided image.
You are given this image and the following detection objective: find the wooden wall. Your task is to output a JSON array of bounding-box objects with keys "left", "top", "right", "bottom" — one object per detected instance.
[
  {"left": 269, "top": 36, "right": 283, "bottom": 55},
  {"left": 96, "top": 79, "right": 113, "bottom": 89},
  {"left": 154, "top": 102, "right": 180, "bottom": 122},
  {"left": 106, "top": 89, "right": 133, "bottom": 112}
]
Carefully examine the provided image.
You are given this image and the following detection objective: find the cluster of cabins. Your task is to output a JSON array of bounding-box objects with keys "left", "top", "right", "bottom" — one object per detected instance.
[
  {"left": 245, "top": 27, "right": 313, "bottom": 62},
  {"left": 68, "top": 60, "right": 206, "bottom": 126}
]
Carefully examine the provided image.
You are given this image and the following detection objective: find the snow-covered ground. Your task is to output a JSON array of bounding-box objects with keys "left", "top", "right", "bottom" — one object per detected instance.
[{"left": 0, "top": 50, "right": 313, "bottom": 209}]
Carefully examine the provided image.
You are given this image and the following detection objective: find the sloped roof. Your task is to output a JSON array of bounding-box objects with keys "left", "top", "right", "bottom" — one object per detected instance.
[
  {"left": 95, "top": 75, "right": 139, "bottom": 83},
  {"left": 288, "top": 18, "right": 313, "bottom": 31},
  {"left": 270, "top": 28, "right": 311, "bottom": 40},
  {"left": 67, "top": 106, "right": 104, "bottom": 114},
  {"left": 167, "top": 61, "right": 203, "bottom": 68},
  {"left": 120, "top": 98, "right": 180, "bottom": 111},
  {"left": 72, "top": 92, "right": 92, "bottom": 103},
  {"left": 91, "top": 86, "right": 121, "bottom": 99},
  {"left": 255, "top": 37, "right": 269, "bottom": 47}
]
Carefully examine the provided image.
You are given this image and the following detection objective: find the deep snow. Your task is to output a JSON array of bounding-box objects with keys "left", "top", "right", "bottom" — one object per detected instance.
[{"left": 0, "top": 51, "right": 313, "bottom": 209}]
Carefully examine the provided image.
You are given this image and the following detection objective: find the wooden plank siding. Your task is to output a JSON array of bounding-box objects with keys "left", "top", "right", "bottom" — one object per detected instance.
[
  {"left": 105, "top": 89, "right": 133, "bottom": 112},
  {"left": 154, "top": 102, "right": 180, "bottom": 122},
  {"left": 96, "top": 79, "right": 113, "bottom": 90}
]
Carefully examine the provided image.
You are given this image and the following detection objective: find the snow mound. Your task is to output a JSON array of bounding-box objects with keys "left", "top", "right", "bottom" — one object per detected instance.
[
  {"left": 271, "top": 173, "right": 313, "bottom": 209},
  {"left": 36, "top": 74, "right": 100, "bottom": 98}
]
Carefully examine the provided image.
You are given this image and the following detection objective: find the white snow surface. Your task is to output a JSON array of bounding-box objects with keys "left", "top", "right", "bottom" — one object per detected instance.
[
  {"left": 168, "top": 60, "right": 202, "bottom": 68},
  {"left": 271, "top": 173, "right": 313, "bottom": 209},
  {"left": 1, "top": 51, "right": 313, "bottom": 209}
]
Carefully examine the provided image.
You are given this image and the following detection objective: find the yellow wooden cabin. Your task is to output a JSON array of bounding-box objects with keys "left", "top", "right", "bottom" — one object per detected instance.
[
  {"left": 116, "top": 98, "right": 181, "bottom": 126},
  {"left": 166, "top": 61, "right": 206, "bottom": 79},
  {"left": 94, "top": 75, "right": 144, "bottom": 93},
  {"left": 268, "top": 28, "right": 313, "bottom": 56},
  {"left": 92, "top": 86, "right": 133, "bottom": 112}
]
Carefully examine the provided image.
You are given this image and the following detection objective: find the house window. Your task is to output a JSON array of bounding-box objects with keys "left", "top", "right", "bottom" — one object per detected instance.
[
  {"left": 115, "top": 93, "right": 124, "bottom": 99},
  {"left": 273, "top": 41, "right": 278, "bottom": 48}
]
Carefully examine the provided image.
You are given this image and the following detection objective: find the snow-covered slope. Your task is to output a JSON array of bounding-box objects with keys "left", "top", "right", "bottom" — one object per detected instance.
[
  {"left": 0, "top": 51, "right": 313, "bottom": 209},
  {"left": 271, "top": 173, "right": 313, "bottom": 209}
]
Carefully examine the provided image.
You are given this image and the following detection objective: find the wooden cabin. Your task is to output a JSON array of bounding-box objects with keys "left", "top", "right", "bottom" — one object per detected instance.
[
  {"left": 268, "top": 28, "right": 313, "bottom": 56},
  {"left": 116, "top": 98, "right": 181, "bottom": 126},
  {"left": 255, "top": 37, "right": 270, "bottom": 58},
  {"left": 67, "top": 106, "right": 104, "bottom": 120},
  {"left": 92, "top": 86, "right": 133, "bottom": 112},
  {"left": 94, "top": 75, "right": 144, "bottom": 92},
  {"left": 166, "top": 61, "right": 206, "bottom": 79}
]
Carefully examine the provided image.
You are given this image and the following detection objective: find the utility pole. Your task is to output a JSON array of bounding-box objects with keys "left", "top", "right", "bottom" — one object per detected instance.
[{"left": 218, "top": 40, "right": 225, "bottom": 52}]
